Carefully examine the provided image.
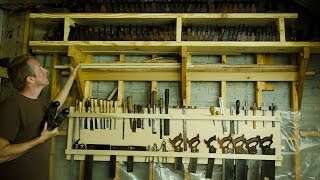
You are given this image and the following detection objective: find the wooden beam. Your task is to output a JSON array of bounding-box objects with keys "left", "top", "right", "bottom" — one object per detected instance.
[
  {"left": 64, "top": 18, "right": 74, "bottom": 41},
  {"left": 255, "top": 54, "right": 265, "bottom": 129},
  {"left": 186, "top": 54, "right": 191, "bottom": 106},
  {"left": 181, "top": 46, "right": 188, "bottom": 104},
  {"left": 117, "top": 54, "right": 125, "bottom": 108},
  {"left": 29, "top": 41, "right": 320, "bottom": 54},
  {"left": 49, "top": 54, "right": 60, "bottom": 180},
  {"left": 176, "top": 17, "right": 182, "bottom": 42},
  {"left": 149, "top": 72, "right": 158, "bottom": 180},
  {"left": 277, "top": 17, "right": 286, "bottom": 42},
  {"left": 256, "top": 54, "right": 265, "bottom": 107},
  {"left": 68, "top": 45, "right": 92, "bottom": 99},
  {"left": 30, "top": 13, "right": 298, "bottom": 19},
  {"left": 221, "top": 54, "right": 227, "bottom": 106},
  {"left": 22, "top": 10, "right": 30, "bottom": 54},
  {"left": 291, "top": 54, "right": 301, "bottom": 180},
  {"left": 300, "top": 131, "right": 320, "bottom": 137},
  {"left": 50, "top": 55, "right": 61, "bottom": 99},
  {"left": 297, "top": 47, "right": 310, "bottom": 109}
]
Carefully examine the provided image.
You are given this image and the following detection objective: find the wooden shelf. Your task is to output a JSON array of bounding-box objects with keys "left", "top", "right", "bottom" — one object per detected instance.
[
  {"left": 55, "top": 63, "right": 298, "bottom": 81},
  {"left": 29, "top": 13, "right": 320, "bottom": 55},
  {"left": 29, "top": 41, "right": 320, "bottom": 54},
  {"left": 30, "top": 13, "right": 298, "bottom": 19}
]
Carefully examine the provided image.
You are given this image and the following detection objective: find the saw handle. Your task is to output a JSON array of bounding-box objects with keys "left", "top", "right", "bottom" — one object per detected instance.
[
  {"left": 245, "top": 135, "right": 260, "bottom": 154},
  {"left": 259, "top": 134, "right": 273, "bottom": 148},
  {"left": 218, "top": 134, "right": 232, "bottom": 153},
  {"left": 169, "top": 133, "right": 183, "bottom": 152},
  {"left": 232, "top": 134, "right": 245, "bottom": 154},
  {"left": 187, "top": 134, "right": 200, "bottom": 152}
]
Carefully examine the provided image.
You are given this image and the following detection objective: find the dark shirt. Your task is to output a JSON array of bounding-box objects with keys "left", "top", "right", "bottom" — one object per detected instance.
[{"left": 0, "top": 94, "right": 51, "bottom": 180}]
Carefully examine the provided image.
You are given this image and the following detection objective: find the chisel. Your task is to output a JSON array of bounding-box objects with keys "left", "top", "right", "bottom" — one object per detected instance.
[{"left": 164, "top": 89, "right": 170, "bottom": 135}]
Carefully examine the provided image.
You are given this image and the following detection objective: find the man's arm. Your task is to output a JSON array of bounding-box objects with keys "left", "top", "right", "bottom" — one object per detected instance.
[
  {"left": 54, "top": 64, "right": 80, "bottom": 111},
  {"left": 0, "top": 123, "right": 58, "bottom": 164}
]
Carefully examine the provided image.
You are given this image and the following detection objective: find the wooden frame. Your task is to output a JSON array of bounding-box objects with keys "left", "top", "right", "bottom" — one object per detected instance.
[{"left": 26, "top": 12, "right": 320, "bottom": 180}]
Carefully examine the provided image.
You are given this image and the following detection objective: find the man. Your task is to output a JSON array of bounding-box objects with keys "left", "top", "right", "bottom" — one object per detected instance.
[{"left": 0, "top": 55, "right": 79, "bottom": 180}]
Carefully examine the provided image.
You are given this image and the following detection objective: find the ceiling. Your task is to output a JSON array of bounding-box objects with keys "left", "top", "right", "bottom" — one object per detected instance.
[{"left": 0, "top": 0, "right": 319, "bottom": 15}]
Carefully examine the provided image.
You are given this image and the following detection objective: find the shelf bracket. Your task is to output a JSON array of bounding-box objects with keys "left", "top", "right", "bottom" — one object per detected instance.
[
  {"left": 297, "top": 47, "right": 310, "bottom": 109},
  {"left": 68, "top": 45, "right": 92, "bottom": 99}
]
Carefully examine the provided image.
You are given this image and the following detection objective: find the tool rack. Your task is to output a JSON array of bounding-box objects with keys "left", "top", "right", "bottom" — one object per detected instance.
[
  {"left": 66, "top": 107, "right": 282, "bottom": 166},
  {"left": 27, "top": 12, "right": 320, "bottom": 180}
]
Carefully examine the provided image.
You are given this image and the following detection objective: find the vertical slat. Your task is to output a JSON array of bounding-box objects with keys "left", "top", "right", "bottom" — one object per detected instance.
[
  {"left": 221, "top": 54, "right": 227, "bottom": 106},
  {"left": 64, "top": 18, "right": 74, "bottom": 41},
  {"left": 186, "top": 54, "right": 191, "bottom": 106},
  {"left": 256, "top": 54, "right": 264, "bottom": 108},
  {"left": 291, "top": 54, "right": 301, "bottom": 180},
  {"left": 51, "top": 54, "right": 61, "bottom": 99},
  {"left": 297, "top": 47, "right": 309, "bottom": 109},
  {"left": 176, "top": 17, "right": 182, "bottom": 42},
  {"left": 149, "top": 78, "right": 158, "bottom": 180},
  {"left": 181, "top": 46, "right": 188, "bottom": 105},
  {"left": 117, "top": 54, "right": 125, "bottom": 107},
  {"left": 278, "top": 17, "right": 286, "bottom": 42},
  {"left": 114, "top": 54, "right": 125, "bottom": 180},
  {"left": 22, "top": 10, "right": 30, "bottom": 54},
  {"left": 68, "top": 47, "right": 92, "bottom": 180},
  {"left": 49, "top": 54, "right": 61, "bottom": 180}
]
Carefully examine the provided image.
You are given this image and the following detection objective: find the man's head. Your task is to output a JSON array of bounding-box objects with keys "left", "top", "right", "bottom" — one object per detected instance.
[{"left": 8, "top": 55, "right": 49, "bottom": 91}]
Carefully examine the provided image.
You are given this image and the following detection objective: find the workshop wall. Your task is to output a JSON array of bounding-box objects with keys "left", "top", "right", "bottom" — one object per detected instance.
[
  {"left": 0, "top": 11, "right": 319, "bottom": 180},
  {"left": 52, "top": 54, "right": 319, "bottom": 180}
]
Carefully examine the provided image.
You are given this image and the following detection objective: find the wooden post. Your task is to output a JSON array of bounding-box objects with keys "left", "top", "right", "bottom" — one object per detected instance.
[
  {"left": 297, "top": 47, "right": 309, "bottom": 109},
  {"left": 68, "top": 46, "right": 92, "bottom": 180},
  {"left": 149, "top": 72, "right": 158, "bottom": 180},
  {"left": 221, "top": 54, "right": 227, "bottom": 106},
  {"left": 176, "top": 17, "right": 182, "bottom": 42},
  {"left": 278, "top": 17, "right": 286, "bottom": 42},
  {"left": 22, "top": 10, "right": 30, "bottom": 54},
  {"left": 291, "top": 54, "right": 301, "bottom": 180},
  {"left": 181, "top": 46, "right": 190, "bottom": 105},
  {"left": 49, "top": 54, "right": 61, "bottom": 180},
  {"left": 114, "top": 54, "right": 125, "bottom": 180}
]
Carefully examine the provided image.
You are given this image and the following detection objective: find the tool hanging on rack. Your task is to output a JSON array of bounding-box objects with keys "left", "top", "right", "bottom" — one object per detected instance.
[
  {"left": 246, "top": 135, "right": 261, "bottom": 180},
  {"left": 164, "top": 89, "right": 170, "bottom": 136},
  {"left": 219, "top": 134, "right": 235, "bottom": 180},
  {"left": 187, "top": 134, "right": 200, "bottom": 173},
  {"left": 159, "top": 98, "right": 164, "bottom": 139},
  {"left": 182, "top": 99, "right": 188, "bottom": 151},
  {"left": 260, "top": 134, "right": 276, "bottom": 180},
  {"left": 232, "top": 134, "right": 247, "bottom": 180},
  {"left": 169, "top": 133, "right": 184, "bottom": 170},
  {"left": 219, "top": 97, "right": 228, "bottom": 134},
  {"left": 151, "top": 91, "right": 157, "bottom": 134},
  {"left": 204, "top": 135, "right": 217, "bottom": 178},
  {"left": 270, "top": 103, "right": 278, "bottom": 127}
]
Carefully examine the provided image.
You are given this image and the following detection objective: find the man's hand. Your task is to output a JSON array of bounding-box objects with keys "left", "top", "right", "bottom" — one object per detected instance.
[
  {"left": 70, "top": 64, "right": 80, "bottom": 79},
  {"left": 39, "top": 122, "right": 58, "bottom": 143}
]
